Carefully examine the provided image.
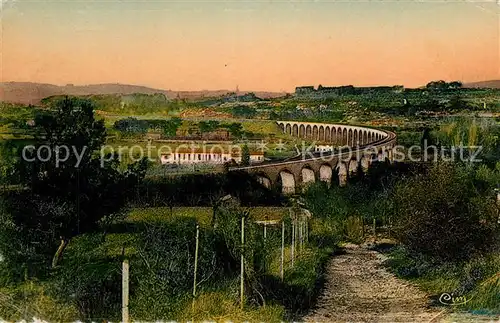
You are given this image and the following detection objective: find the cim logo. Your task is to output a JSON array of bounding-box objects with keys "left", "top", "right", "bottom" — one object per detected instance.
[{"left": 438, "top": 293, "right": 474, "bottom": 306}]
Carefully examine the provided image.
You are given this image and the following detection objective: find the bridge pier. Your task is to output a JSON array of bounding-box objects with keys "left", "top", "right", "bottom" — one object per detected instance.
[
  {"left": 337, "top": 162, "right": 348, "bottom": 187},
  {"left": 360, "top": 156, "right": 370, "bottom": 173},
  {"left": 301, "top": 167, "right": 316, "bottom": 191},
  {"left": 257, "top": 175, "right": 272, "bottom": 189},
  {"left": 348, "top": 159, "right": 359, "bottom": 175},
  {"left": 319, "top": 164, "right": 333, "bottom": 187},
  {"left": 279, "top": 171, "right": 296, "bottom": 195}
]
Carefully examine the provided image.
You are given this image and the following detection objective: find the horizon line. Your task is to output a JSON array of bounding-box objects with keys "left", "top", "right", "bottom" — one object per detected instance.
[{"left": 2, "top": 79, "right": 498, "bottom": 93}]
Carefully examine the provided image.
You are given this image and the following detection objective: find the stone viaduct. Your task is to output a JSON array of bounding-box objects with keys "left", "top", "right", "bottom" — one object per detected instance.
[{"left": 230, "top": 121, "right": 397, "bottom": 194}]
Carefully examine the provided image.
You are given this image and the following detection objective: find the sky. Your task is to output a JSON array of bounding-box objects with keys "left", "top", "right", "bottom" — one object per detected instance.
[{"left": 1, "top": 0, "right": 499, "bottom": 92}]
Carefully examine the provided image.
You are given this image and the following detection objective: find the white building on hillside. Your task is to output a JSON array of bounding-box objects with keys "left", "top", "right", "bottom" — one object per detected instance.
[{"left": 314, "top": 145, "right": 335, "bottom": 152}]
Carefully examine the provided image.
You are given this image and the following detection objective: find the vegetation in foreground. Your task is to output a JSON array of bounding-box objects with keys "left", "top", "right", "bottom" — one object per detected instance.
[
  {"left": 300, "top": 115, "right": 499, "bottom": 316},
  {"left": 0, "top": 203, "right": 339, "bottom": 321},
  {"left": 304, "top": 160, "right": 499, "bottom": 315},
  {"left": 387, "top": 163, "right": 499, "bottom": 314}
]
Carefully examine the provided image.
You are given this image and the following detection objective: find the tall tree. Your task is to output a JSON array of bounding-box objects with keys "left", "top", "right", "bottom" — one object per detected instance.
[
  {"left": 241, "top": 144, "right": 250, "bottom": 166},
  {"left": 163, "top": 117, "right": 183, "bottom": 137},
  {"left": 0, "top": 140, "right": 20, "bottom": 188},
  {"left": 7, "top": 97, "right": 148, "bottom": 269},
  {"left": 198, "top": 120, "right": 220, "bottom": 133},
  {"left": 225, "top": 122, "right": 243, "bottom": 138}
]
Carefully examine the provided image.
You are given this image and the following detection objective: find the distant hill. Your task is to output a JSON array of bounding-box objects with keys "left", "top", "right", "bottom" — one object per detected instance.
[
  {"left": 464, "top": 80, "right": 500, "bottom": 89},
  {"left": 0, "top": 82, "right": 287, "bottom": 105},
  {"left": 0, "top": 82, "right": 168, "bottom": 105}
]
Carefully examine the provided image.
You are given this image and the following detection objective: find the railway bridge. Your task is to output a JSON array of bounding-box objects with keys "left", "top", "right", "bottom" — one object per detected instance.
[{"left": 230, "top": 121, "right": 397, "bottom": 194}]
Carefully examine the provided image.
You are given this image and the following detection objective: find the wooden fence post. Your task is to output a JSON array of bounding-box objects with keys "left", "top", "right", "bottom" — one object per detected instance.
[
  {"left": 297, "top": 219, "right": 300, "bottom": 253},
  {"left": 299, "top": 218, "right": 303, "bottom": 251},
  {"left": 280, "top": 220, "right": 285, "bottom": 281},
  {"left": 192, "top": 224, "right": 200, "bottom": 317},
  {"left": 301, "top": 218, "right": 306, "bottom": 249},
  {"left": 122, "top": 259, "right": 129, "bottom": 323},
  {"left": 305, "top": 219, "right": 309, "bottom": 245},
  {"left": 301, "top": 218, "right": 305, "bottom": 246},
  {"left": 296, "top": 219, "right": 300, "bottom": 253},
  {"left": 291, "top": 219, "right": 295, "bottom": 267},
  {"left": 495, "top": 190, "right": 499, "bottom": 224},
  {"left": 240, "top": 213, "right": 245, "bottom": 310},
  {"left": 388, "top": 215, "right": 392, "bottom": 237}
]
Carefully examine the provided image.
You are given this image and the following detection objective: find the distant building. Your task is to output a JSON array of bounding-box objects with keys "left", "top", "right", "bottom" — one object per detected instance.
[
  {"left": 295, "top": 85, "right": 404, "bottom": 96},
  {"left": 202, "top": 129, "right": 231, "bottom": 140},
  {"left": 175, "top": 128, "right": 231, "bottom": 140},
  {"left": 295, "top": 86, "right": 315, "bottom": 95},
  {"left": 223, "top": 92, "right": 260, "bottom": 103},
  {"left": 317, "top": 84, "right": 339, "bottom": 93},
  {"left": 160, "top": 148, "right": 264, "bottom": 165},
  {"left": 145, "top": 132, "right": 162, "bottom": 140},
  {"left": 176, "top": 127, "right": 201, "bottom": 138}
]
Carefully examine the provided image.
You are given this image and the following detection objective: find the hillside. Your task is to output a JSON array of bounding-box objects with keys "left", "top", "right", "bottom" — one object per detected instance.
[
  {"left": 0, "top": 82, "right": 286, "bottom": 104},
  {"left": 464, "top": 80, "right": 500, "bottom": 89},
  {"left": 0, "top": 82, "right": 169, "bottom": 105}
]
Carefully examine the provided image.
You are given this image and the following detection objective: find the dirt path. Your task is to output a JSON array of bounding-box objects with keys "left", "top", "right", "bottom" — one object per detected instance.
[{"left": 303, "top": 243, "right": 446, "bottom": 323}]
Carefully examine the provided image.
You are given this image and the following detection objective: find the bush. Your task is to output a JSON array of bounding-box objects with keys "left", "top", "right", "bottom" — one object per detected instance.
[
  {"left": 49, "top": 234, "right": 122, "bottom": 321},
  {"left": 0, "top": 193, "right": 76, "bottom": 282},
  {"left": 392, "top": 163, "right": 498, "bottom": 262},
  {"left": 344, "top": 216, "right": 364, "bottom": 244},
  {"left": 123, "top": 213, "right": 261, "bottom": 320},
  {"left": 385, "top": 246, "right": 451, "bottom": 279},
  {"left": 0, "top": 283, "right": 78, "bottom": 321},
  {"left": 258, "top": 245, "right": 333, "bottom": 319}
]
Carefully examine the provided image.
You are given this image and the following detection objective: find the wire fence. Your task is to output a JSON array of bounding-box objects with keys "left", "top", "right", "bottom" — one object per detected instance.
[{"left": 120, "top": 206, "right": 311, "bottom": 322}]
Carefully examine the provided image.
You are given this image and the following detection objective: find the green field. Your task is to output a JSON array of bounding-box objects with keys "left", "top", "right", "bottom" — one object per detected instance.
[{"left": 128, "top": 206, "right": 289, "bottom": 226}]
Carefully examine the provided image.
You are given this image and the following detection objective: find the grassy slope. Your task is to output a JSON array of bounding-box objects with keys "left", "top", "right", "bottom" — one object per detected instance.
[
  {"left": 0, "top": 206, "right": 334, "bottom": 321},
  {"left": 387, "top": 245, "right": 500, "bottom": 314}
]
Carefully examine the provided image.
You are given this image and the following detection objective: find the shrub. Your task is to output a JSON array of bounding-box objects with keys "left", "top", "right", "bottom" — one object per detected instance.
[
  {"left": 0, "top": 193, "right": 75, "bottom": 282},
  {"left": 50, "top": 234, "right": 122, "bottom": 321},
  {"left": 129, "top": 217, "right": 236, "bottom": 320},
  {"left": 0, "top": 283, "right": 78, "bottom": 321},
  {"left": 456, "top": 255, "right": 500, "bottom": 301},
  {"left": 344, "top": 216, "right": 364, "bottom": 244},
  {"left": 392, "top": 163, "right": 498, "bottom": 262},
  {"left": 385, "top": 246, "right": 448, "bottom": 278}
]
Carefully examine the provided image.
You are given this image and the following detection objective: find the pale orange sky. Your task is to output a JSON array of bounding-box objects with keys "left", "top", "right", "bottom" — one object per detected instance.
[{"left": 1, "top": 0, "right": 499, "bottom": 92}]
